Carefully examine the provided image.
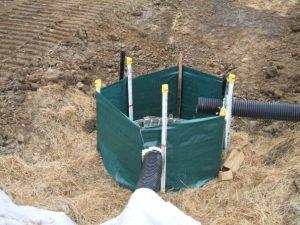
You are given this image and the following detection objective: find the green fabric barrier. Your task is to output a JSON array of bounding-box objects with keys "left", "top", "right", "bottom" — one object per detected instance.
[
  {"left": 96, "top": 66, "right": 225, "bottom": 191},
  {"left": 181, "top": 66, "right": 223, "bottom": 119}
]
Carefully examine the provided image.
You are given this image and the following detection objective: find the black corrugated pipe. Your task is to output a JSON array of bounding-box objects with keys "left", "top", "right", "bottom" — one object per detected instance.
[
  {"left": 136, "top": 150, "right": 162, "bottom": 192},
  {"left": 197, "top": 97, "right": 300, "bottom": 121}
]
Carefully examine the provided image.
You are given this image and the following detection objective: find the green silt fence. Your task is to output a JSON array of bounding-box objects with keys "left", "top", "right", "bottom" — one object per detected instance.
[{"left": 96, "top": 66, "right": 225, "bottom": 191}]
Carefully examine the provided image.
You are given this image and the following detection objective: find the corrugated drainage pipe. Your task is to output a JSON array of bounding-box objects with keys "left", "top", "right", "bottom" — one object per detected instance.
[
  {"left": 136, "top": 149, "right": 162, "bottom": 193},
  {"left": 197, "top": 97, "right": 300, "bottom": 121}
]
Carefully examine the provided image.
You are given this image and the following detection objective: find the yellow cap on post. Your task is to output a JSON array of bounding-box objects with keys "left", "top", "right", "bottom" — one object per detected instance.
[
  {"left": 219, "top": 107, "right": 227, "bottom": 116},
  {"left": 227, "top": 73, "right": 236, "bottom": 83},
  {"left": 126, "top": 57, "right": 132, "bottom": 65},
  {"left": 162, "top": 84, "right": 169, "bottom": 93},
  {"left": 95, "top": 79, "right": 102, "bottom": 88}
]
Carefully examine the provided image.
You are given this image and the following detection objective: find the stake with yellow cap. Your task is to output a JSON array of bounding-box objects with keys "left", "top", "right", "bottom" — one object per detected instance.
[
  {"left": 160, "top": 84, "right": 169, "bottom": 192},
  {"left": 95, "top": 79, "right": 102, "bottom": 93},
  {"left": 221, "top": 73, "right": 236, "bottom": 149},
  {"left": 127, "top": 57, "right": 134, "bottom": 120}
]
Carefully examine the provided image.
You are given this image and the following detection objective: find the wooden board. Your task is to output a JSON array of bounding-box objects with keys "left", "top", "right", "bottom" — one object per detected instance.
[
  {"left": 223, "top": 149, "right": 245, "bottom": 172},
  {"left": 218, "top": 170, "right": 233, "bottom": 181}
]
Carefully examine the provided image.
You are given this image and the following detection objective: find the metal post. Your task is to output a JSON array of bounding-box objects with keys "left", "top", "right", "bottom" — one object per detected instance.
[
  {"left": 224, "top": 73, "right": 236, "bottom": 149},
  {"left": 119, "top": 51, "right": 125, "bottom": 80},
  {"left": 161, "top": 84, "right": 168, "bottom": 193},
  {"left": 127, "top": 57, "right": 134, "bottom": 120}
]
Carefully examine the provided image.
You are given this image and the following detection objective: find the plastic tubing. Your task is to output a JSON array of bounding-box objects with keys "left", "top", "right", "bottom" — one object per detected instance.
[
  {"left": 197, "top": 97, "right": 300, "bottom": 121},
  {"left": 136, "top": 150, "right": 162, "bottom": 192}
]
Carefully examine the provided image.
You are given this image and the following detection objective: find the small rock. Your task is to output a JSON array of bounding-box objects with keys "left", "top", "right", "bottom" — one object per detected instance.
[
  {"left": 241, "top": 57, "right": 250, "bottom": 63},
  {"left": 83, "top": 118, "right": 96, "bottom": 133},
  {"left": 153, "top": 0, "right": 161, "bottom": 5},
  {"left": 131, "top": 11, "right": 142, "bottom": 17},
  {"left": 248, "top": 121, "right": 258, "bottom": 131},
  {"left": 291, "top": 52, "right": 299, "bottom": 59},
  {"left": 262, "top": 89, "right": 283, "bottom": 100},
  {"left": 45, "top": 74, "right": 60, "bottom": 82},
  {"left": 17, "top": 134, "right": 24, "bottom": 143},
  {"left": 0, "top": 140, "right": 8, "bottom": 147},
  {"left": 134, "top": 50, "right": 143, "bottom": 57},
  {"left": 131, "top": 45, "right": 142, "bottom": 51},
  {"left": 105, "top": 63, "right": 114, "bottom": 68},
  {"left": 76, "top": 82, "right": 84, "bottom": 89},
  {"left": 0, "top": 77, "right": 9, "bottom": 86},
  {"left": 291, "top": 202, "right": 300, "bottom": 216},
  {"left": 30, "top": 83, "right": 39, "bottom": 91},
  {"left": 273, "top": 89, "right": 284, "bottom": 99},
  {"left": 228, "top": 64, "right": 236, "bottom": 71},
  {"left": 264, "top": 138, "right": 294, "bottom": 164},
  {"left": 14, "top": 94, "right": 26, "bottom": 103},
  {"left": 79, "top": 63, "right": 92, "bottom": 70},
  {"left": 138, "top": 30, "right": 148, "bottom": 38},
  {"left": 219, "top": 64, "right": 227, "bottom": 71},
  {"left": 44, "top": 68, "right": 61, "bottom": 82},
  {"left": 81, "top": 85, "right": 90, "bottom": 94},
  {"left": 59, "top": 106, "right": 77, "bottom": 123},
  {"left": 27, "top": 74, "right": 41, "bottom": 83},
  {"left": 275, "top": 64, "right": 284, "bottom": 70},
  {"left": 291, "top": 24, "right": 300, "bottom": 32},
  {"left": 108, "top": 34, "right": 120, "bottom": 42},
  {"left": 263, "top": 66, "right": 279, "bottom": 79},
  {"left": 294, "top": 178, "right": 300, "bottom": 193},
  {"left": 208, "top": 62, "right": 219, "bottom": 68},
  {"left": 291, "top": 218, "right": 300, "bottom": 225}
]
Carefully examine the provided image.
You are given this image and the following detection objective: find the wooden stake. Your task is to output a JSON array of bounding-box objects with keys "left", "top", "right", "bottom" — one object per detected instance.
[
  {"left": 119, "top": 51, "right": 126, "bottom": 80},
  {"left": 177, "top": 53, "right": 183, "bottom": 118}
]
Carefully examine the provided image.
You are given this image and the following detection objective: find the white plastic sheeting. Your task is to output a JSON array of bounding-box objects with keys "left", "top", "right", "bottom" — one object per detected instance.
[
  {"left": 0, "top": 188, "right": 202, "bottom": 225},
  {"left": 0, "top": 190, "right": 76, "bottom": 225},
  {"left": 102, "top": 188, "right": 201, "bottom": 225}
]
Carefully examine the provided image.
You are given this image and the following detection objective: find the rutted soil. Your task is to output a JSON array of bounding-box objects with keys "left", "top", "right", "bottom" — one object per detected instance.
[{"left": 0, "top": 0, "right": 299, "bottom": 225}]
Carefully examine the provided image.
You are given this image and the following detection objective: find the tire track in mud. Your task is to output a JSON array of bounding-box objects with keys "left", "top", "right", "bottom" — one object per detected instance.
[{"left": 0, "top": 0, "right": 126, "bottom": 74}]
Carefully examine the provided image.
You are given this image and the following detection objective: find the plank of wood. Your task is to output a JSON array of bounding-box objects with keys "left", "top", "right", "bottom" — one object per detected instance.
[
  {"left": 223, "top": 149, "right": 245, "bottom": 172},
  {"left": 177, "top": 53, "right": 183, "bottom": 118},
  {"left": 218, "top": 170, "right": 233, "bottom": 181}
]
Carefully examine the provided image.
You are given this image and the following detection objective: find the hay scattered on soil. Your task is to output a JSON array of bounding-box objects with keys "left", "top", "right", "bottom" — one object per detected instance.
[{"left": 0, "top": 84, "right": 299, "bottom": 225}]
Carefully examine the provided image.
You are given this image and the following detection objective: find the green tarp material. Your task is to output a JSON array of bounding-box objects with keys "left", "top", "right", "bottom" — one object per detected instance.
[{"left": 96, "top": 66, "right": 225, "bottom": 191}]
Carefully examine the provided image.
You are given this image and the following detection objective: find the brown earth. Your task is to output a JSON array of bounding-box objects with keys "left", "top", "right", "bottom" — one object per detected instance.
[{"left": 0, "top": 0, "right": 299, "bottom": 225}]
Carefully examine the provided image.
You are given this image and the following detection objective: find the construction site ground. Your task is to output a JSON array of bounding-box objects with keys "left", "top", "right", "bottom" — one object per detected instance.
[{"left": 0, "top": 0, "right": 299, "bottom": 224}]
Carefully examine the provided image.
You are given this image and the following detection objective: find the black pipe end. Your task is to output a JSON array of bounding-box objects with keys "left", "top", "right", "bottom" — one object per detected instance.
[{"left": 136, "top": 150, "right": 162, "bottom": 193}]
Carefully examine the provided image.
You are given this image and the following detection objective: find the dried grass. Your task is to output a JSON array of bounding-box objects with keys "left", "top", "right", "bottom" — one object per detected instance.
[{"left": 0, "top": 84, "right": 299, "bottom": 225}]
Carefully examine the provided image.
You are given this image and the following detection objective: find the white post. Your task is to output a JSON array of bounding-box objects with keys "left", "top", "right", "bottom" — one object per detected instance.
[
  {"left": 224, "top": 73, "right": 236, "bottom": 149},
  {"left": 161, "top": 84, "right": 168, "bottom": 193},
  {"left": 95, "top": 79, "right": 101, "bottom": 93},
  {"left": 127, "top": 57, "right": 133, "bottom": 120}
]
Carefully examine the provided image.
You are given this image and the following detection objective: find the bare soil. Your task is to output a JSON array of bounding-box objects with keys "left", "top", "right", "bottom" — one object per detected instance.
[{"left": 0, "top": 0, "right": 299, "bottom": 225}]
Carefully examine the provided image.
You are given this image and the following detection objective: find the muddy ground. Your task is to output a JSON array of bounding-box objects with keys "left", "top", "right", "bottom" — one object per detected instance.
[{"left": 0, "top": 0, "right": 299, "bottom": 224}]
